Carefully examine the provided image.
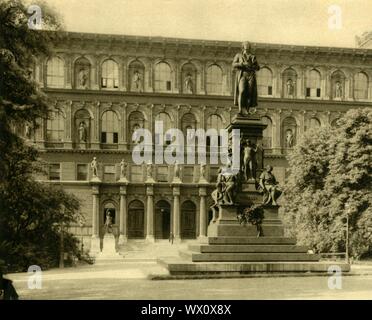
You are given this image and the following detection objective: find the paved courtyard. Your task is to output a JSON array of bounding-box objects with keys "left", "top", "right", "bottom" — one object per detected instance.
[{"left": 6, "top": 261, "right": 372, "bottom": 300}]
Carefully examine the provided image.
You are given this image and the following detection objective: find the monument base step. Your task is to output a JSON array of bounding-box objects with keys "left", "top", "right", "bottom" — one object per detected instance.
[{"left": 157, "top": 259, "right": 350, "bottom": 277}]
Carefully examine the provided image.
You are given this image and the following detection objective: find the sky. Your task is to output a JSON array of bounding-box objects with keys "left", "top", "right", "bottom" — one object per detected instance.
[{"left": 40, "top": 0, "right": 372, "bottom": 48}]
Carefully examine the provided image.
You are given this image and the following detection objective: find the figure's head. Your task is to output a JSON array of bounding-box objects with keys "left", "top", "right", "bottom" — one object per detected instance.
[
  {"left": 242, "top": 41, "right": 251, "bottom": 52},
  {"left": 266, "top": 165, "right": 273, "bottom": 172}
]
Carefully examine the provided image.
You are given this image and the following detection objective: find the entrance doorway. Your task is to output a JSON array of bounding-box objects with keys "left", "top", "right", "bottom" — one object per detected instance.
[
  {"left": 128, "top": 200, "right": 145, "bottom": 239},
  {"left": 155, "top": 200, "right": 171, "bottom": 239},
  {"left": 181, "top": 201, "right": 196, "bottom": 239}
]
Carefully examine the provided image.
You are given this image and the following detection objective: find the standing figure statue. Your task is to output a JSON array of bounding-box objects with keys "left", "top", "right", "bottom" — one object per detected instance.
[
  {"left": 199, "top": 163, "right": 207, "bottom": 182},
  {"left": 90, "top": 157, "right": 98, "bottom": 177},
  {"left": 242, "top": 139, "right": 258, "bottom": 181},
  {"left": 174, "top": 160, "right": 180, "bottom": 179},
  {"left": 146, "top": 162, "right": 153, "bottom": 180},
  {"left": 132, "top": 70, "right": 143, "bottom": 92},
  {"left": 335, "top": 81, "right": 342, "bottom": 99},
  {"left": 184, "top": 73, "right": 193, "bottom": 94},
  {"left": 104, "top": 209, "right": 113, "bottom": 234},
  {"left": 233, "top": 41, "right": 260, "bottom": 116},
  {"left": 259, "top": 165, "right": 282, "bottom": 206},
  {"left": 78, "top": 121, "right": 87, "bottom": 142},
  {"left": 285, "top": 129, "right": 294, "bottom": 148},
  {"left": 120, "top": 159, "right": 127, "bottom": 179},
  {"left": 286, "top": 79, "right": 294, "bottom": 97},
  {"left": 78, "top": 68, "right": 88, "bottom": 89}
]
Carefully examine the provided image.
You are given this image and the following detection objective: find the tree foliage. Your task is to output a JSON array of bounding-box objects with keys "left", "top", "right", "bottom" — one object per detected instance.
[
  {"left": 0, "top": 0, "right": 84, "bottom": 272},
  {"left": 282, "top": 108, "right": 372, "bottom": 259}
]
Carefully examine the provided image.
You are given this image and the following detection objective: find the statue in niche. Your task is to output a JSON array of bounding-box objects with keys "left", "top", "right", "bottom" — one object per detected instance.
[
  {"left": 242, "top": 139, "right": 258, "bottom": 182},
  {"left": 120, "top": 159, "right": 127, "bottom": 179},
  {"left": 232, "top": 41, "right": 260, "bottom": 116},
  {"left": 104, "top": 209, "right": 113, "bottom": 234},
  {"left": 78, "top": 121, "right": 87, "bottom": 142},
  {"left": 132, "top": 70, "right": 143, "bottom": 92},
  {"left": 90, "top": 157, "right": 98, "bottom": 177},
  {"left": 184, "top": 73, "right": 193, "bottom": 94},
  {"left": 78, "top": 68, "right": 89, "bottom": 89},
  {"left": 258, "top": 165, "right": 282, "bottom": 206},
  {"left": 335, "top": 81, "right": 342, "bottom": 98},
  {"left": 132, "top": 123, "right": 141, "bottom": 144},
  {"left": 286, "top": 79, "right": 294, "bottom": 96},
  {"left": 24, "top": 122, "right": 32, "bottom": 139},
  {"left": 285, "top": 129, "right": 294, "bottom": 148}
]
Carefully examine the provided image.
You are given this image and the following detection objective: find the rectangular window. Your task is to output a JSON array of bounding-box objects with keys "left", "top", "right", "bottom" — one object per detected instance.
[
  {"left": 316, "top": 88, "right": 321, "bottom": 97},
  {"left": 306, "top": 88, "right": 311, "bottom": 97},
  {"left": 114, "top": 79, "right": 119, "bottom": 88},
  {"left": 101, "top": 132, "right": 107, "bottom": 143},
  {"left": 49, "top": 164, "right": 60, "bottom": 181},
  {"left": 77, "top": 164, "right": 88, "bottom": 181},
  {"left": 268, "top": 86, "right": 273, "bottom": 95},
  {"left": 101, "top": 78, "right": 107, "bottom": 88},
  {"left": 103, "top": 165, "right": 116, "bottom": 182},
  {"left": 113, "top": 132, "right": 118, "bottom": 143},
  {"left": 166, "top": 81, "right": 171, "bottom": 91},
  {"left": 157, "top": 166, "right": 168, "bottom": 182}
]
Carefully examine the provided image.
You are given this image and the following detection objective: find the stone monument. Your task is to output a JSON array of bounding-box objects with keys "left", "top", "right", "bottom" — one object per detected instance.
[{"left": 158, "top": 41, "right": 350, "bottom": 277}]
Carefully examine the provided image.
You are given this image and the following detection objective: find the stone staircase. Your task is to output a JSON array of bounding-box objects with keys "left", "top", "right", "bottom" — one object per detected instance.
[{"left": 157, "top": 205, "right": 350, "bottom": 277}]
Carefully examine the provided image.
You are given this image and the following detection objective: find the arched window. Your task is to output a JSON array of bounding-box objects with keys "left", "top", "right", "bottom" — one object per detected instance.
[
  {"left": 331, "top": 70, "right": 345, "bottom": 100},
  {"left": 74, "top": 57, "right": 91, "bottom": 89},
  {"left": 354, "top": 72, "right": 368, "bottom": 100},
  {"left": 282, "top": 68, "right": 297, "bottom": 98},
  {"left": 261, "top": 116, "right": 273, "bottom": 149},
  {"left": 308, "top": 117, "right": 321, "bottom": 130},
  {"left": 154, "top": 62, "right": 172, "bottom": 92},
  {"left": 155, "top": 112, "right": 172, "bottom": 144},
  {"left": 128, "top": 200, "right": 145, "bottom": 239},
  {"left": 101, "top": 59, "right": 119, "bottom": 89},
  {"left": 206, "top": 114, "right": 223, "bottom": 147},
  {"left": 206, "top": 64, "right": 223, "bottom": 95},
  {"left": 101, "top": 111, "right": 118, "bottom": 143},
  {"left": 181, "top": 113, "right": 197, "bottom": 138},
  {"left": 129, "top": 60, "right": 145, "bottom": 92},
  {"left": 46, "top": 57, "right": 65, "bottom": 88},
  {"left": 47, "top": 110, "right": 64, "bottom": 141},
  {"left": 282, "top": 117, "right": 297, "bottom": 149},
  {"left": 128, "top": 111, "right": 145, "bottom": 144},
  {"left": 181, "top": 201, "right": 196, "bottom": 239},
  {"left": 306, "top": 69, "right": 321, "bottom": 98},
  {"left": 182, "top": 63, "right": 197, "bottom": 94},
  {"left": 257, "top": 67, "right": 273, "bottom": 96}
]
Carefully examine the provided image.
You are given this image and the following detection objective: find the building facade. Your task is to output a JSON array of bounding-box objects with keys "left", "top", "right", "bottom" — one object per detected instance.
[{"left": 23, "top": 32, "right": 372, "bottom": 252}]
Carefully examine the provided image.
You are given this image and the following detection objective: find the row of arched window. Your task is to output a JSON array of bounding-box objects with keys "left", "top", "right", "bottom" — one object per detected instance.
[
  {"left": 43, "top": 56, "right": 371, "bottom": 100},
  {"left": 44, "top": 108, "right": 339, "bottom": 150}
]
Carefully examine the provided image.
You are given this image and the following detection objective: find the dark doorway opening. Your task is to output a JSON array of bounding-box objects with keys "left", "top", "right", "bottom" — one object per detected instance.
[{"left": 155, "top": 200, "right": 171, "bottom": 239}]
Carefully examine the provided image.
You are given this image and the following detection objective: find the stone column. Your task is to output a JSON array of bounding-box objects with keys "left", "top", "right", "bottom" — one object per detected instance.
[
  {"left": 118, "top": 184, "right": 128, "bottom": 244},
  {"left": 172, "top": 185, "right": 181, "bottom": 241},
  {"left": 198, "top": 186, "right": 207, "bottom": 240},
  {"left": 90, "top": 183, "right": 100, "bottom": 254},
  {"left": 146, "top": 184, "right": 155, "bottom": 242}
]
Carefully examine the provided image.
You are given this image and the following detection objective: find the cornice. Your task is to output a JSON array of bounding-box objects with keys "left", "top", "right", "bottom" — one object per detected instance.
[{"left": 44, "top": 30, "right": 372, "bottom": 60}]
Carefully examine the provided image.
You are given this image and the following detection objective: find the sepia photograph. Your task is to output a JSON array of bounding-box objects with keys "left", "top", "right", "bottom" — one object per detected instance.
[{"left": 0, "top": 0, "right": 371, "bottom": 308}]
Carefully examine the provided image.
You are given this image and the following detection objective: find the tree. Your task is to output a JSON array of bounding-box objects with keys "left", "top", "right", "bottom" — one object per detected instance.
[
  {"left": 0, "top": 0, "right": 85, "bottom": 272},
  {"left": 282, "top": 108, "right": 372, "bottom": 259}
]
